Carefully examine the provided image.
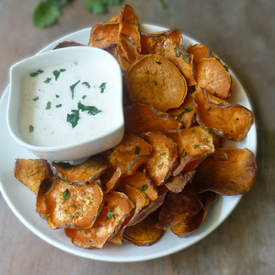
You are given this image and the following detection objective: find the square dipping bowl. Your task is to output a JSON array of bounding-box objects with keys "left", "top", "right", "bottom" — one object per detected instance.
[{"left": 7, "top": 46, "right": 124, "bottom": 161}]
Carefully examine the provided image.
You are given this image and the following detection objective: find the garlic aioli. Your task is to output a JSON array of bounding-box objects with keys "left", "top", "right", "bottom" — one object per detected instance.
[{"left": 19, "top": 61, "right": 113, "bottom": 147}]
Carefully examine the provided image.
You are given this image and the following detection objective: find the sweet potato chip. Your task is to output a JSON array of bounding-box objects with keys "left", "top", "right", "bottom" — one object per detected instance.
[
  {"left": 192, "top": 88, "right": 254, "bottom": 141},
  {"left": 125, "top": 103, "right": 180, "bottom": 134},
  {"left": 53, "top": 157, "right": 108, "bottom": 184},
  {"left": 65, "top": 191, "right": 134, "bottom": 248},
  {"left": 120, "top": 171, "right": 158, "bottom": 201},
  {"left": 195, "top": 57, "right": 231, "bottom": 98},
  {"left": 108, "top": 134, "right": 152, "bottom": 175},
  {"left": 124, "top": 211, "right": 164, "bottom": 246},
  {"left": 194, "top": 148, "right": 257, "bottom": 195},
  {"left": 157, "top": 189, "right": 202, "bottom": 230},
  {"left": 168, "top": 93, "right": 196, "bottom": 129},
  {"left": 165, "top": 170, "right": 195, "bottom": 193},
  {"left": 168, "top": 126, "right": 215, "bottom": 175},
  {"left": 101, "top": 167, "right": 122, "bottom": 194},
  {"left": 187, "top": 44, "right": 212, "bottom": 63},
  {"left": 45, "top": 179, "right": 103, "bottom": 229},
  {"left": 88, "top": 24, "right": 119, "bottom": 48},
  {"left": 145, "top": 132, "right": 178, "bottom": 186},
  {"left": 15, "top": 159, "right": 53, "bottom": 194},
  {"left": 126, "top": 54, "right": 187, "bottom": 111}
]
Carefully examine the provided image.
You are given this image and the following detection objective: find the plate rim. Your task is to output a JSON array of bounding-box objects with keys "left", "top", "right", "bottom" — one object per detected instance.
[{"left": 0, "top": 24, "right": 257, "bottom": 262}]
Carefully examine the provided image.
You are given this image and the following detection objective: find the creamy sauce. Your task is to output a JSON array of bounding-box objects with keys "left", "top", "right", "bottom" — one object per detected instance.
[{"left": 19, "top": 62, "right": 113, "bottom": 147}]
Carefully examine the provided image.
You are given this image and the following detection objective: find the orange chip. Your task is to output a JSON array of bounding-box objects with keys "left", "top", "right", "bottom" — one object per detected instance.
[
  {"left": 187, "top": 44, "right": 212, "bottom": 63},
  {"left": 193, "top": 88, "right": 254, "bottom": 141},
  {"left": 108, "top": 134, "right": 152, "bottom": 175},
  {"left": 194, "top": 148, "right": 257, "bottom": 195},
  {"left": 45, "top": 179, "right": 103, "bottom": 229},
  {"left": 125, "top": 103, "right": 180, "bottom": 135},
  {"left": 165, "top": 170, "right": 195, "bottom": 193},
  {"left": 101, "top": 167, "right": 122, "bottom": 194},
  {"left": 195, "top": 57, "right": 231, "bottom": 98},
  {"left": 65, "top": 191, "right": 134, "bottom": 248}
]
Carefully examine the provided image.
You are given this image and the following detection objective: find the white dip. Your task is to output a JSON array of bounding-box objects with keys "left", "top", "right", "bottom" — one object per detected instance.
[{"left": 19, "top": 62, "right": 111, "bottom": 147}]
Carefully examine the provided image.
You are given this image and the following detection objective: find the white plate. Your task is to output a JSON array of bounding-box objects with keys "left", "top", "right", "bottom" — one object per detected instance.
[{"left": 0, "top": 24, "right": 257, "bottom": 262}]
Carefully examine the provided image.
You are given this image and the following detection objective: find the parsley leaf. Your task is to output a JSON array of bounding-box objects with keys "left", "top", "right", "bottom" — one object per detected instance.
[
  {"left": 44, "top": 77, "right": 52, "bottom": 83},
  {"left": 30, "top": 69, "right": 44, "bottom": 77},
  {"left": 32, "top": 96, "right": 39, "bottom": 101},
  {"left": 82, "top": 81, "right": 91, "bottom": 88},
  {"left": 67, "top": 109, "right": 80, "bottom": 128},
  {"left": 142, "top": 185, "right": 147, "bottom": 191},
  {"left": 29, "top": 125, "right": 34, "bottom": 133},
  {"left": 99, "top": 82, "right": 107, "bottom": 93},
  {"left": 45, "top": 101, "right": 52, "bottom": 110},
  {"left": 62, "top": 188, "right": 70, "bottom": 200},
  {"left": 135, "top": 146, "right": 140, "bottom": 155},
  {"left": 56, "top": 104, "right": 62, "bottom": 108},
  {"left": 33, "top": 2, "right": 60, "bottom": 29},
  {"left": 78, "top": 101, "right": 102, "bottom": 115},
  {"left": 70, "top": 80, "right": 80, "bottom": 99},
  {"left": 106, "top": 211, "right": 114, "bottom": 219},
  {"left": 53, "top": 68, "right": 66, "bottom": 80}
]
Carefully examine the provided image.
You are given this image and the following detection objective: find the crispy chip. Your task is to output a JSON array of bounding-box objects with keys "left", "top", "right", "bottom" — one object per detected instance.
[
  {"left": 15, "top": 159, "right": 53, "bottom": 194},
  {"left": 108, "top": 134, "right": 152, "bottom": 175},
  {"left": 165, "top": 171, "right": 195, "bottom": 193},
  {"left": 45, "top": 179, "right": 103, "bottom": 229},
  {"left": 65, "top": 191, "right": 134, "bottom": 248},
  {"left": 53, "top": 157, "right": 108, "bottom": 184},
  {"left": 101, "top": 167, "right": 122, "bottom": 194},
  {"left": 168, "top": 93, "right": 196, "bottom": 129},
  {"left": 124, "top": 211, "right": 164, "bottom": 246},
  {"left": 126, "top": 54, "right": 188, "bottom": 111},
  {"left": 192, "top": 88, "right": 254, "bottom": 141},
  {"left": 125, "top": 103, "right": 180, "bottom": 134},
  {"left": 195, "top": 57, "right": 231, "bottom": 98},
  {"left": 187, "top": 44, "right": 212, "bottom": 63},
  {"left": 156, "top": 189, "right": 202, "bottom": 230},
  {"left": 145, "top": 132, "right": 178, "bottom": 186},
  {"left": 194, "top": 148, "right": 257, "bottom": 195}
]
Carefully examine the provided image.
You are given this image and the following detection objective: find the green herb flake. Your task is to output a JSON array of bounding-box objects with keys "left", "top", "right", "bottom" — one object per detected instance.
[
  {"left": 180, "top": 125, "right": 185, "bottom": 129},
  {"left": 182, "top": 151, "right": 187, "bottom": 158},
  {"left": 193, "top": 144, "right": 199, "bottom": 149},
  {"left": 45, "top": 101, "right": 52, "bottom": 110},
  {"left": 67, "top": 109, "right": 80, "bottom": 128},
  {"left": 44, "top": 77, "right": 52, "bottom": 83},
  {"left": 213, "top": 92, "right": 218, "bottom": 97},
  {"left": 210, "top": 130, "right": 219, "bottom": 137},
  {"left": 30, "top": 69, "right": 44, "bottom": 77},
  {"left": 82, "top": 95, "right": 87, "bottom": 100},
  {"left": 157, "top": 0, "right": 167, "bottom": 9},
  {"left": 29, "top": 125, "right": 34, "bottom": 133},
  {"left": 59, "top": 178, "right": 70, "bottom": 184},
  {"left": 72, "top": 212, "right": 79, "bottom": 219},
  {"left": 184, "top": 106, "right": 193, "bottom": 112},
  {"left": 106, "top": 211, "right": 114, "bottom": 220},
  {"left": 56, "top": 104, "right": 62, "bottom": 108},
  {"left": 78, "top": 101, "right": 102, "bottom": 116},
  {"left": 167, "top": 178, "right": 173, "bottom": 183},
  {"left": 99, "top": 82, "right": 107, "bottom": 93},
  {"left": 33, "top": 2, "right": 60, "bottom": 29},
  {"left": 142, "top": 185, "right": 148, "bottom": 191},
  {"left": 62, "top": 188, "right": 70, "bottom": 200},
  {"left": 205, "top": 138, "right": 210, "bottom": 143},
  {"left": 156, "top": 61, "right": 162, "bottom": 65},
  {"left": 135, "top": 146, "right": 140, "bottom": 155},
  {"left": 208, "top": 107, "right": 212, "bottom": 111},
  {"left": 56, "top": 94, "right": 60, "bottom": 98},
  {"left": 70, "top": 80, "right": 80, "bottom": 99},
  {"left": 53, "top": 68, "right": 66, "bottom": 81},
  {"left": 32, "top": 96, "right": 39, "bottom": 101},
  {"left": 154, "top": 81, "right": 158, "bottom": 86},
  {"left": 82, "top": 81, "right": 91, "bottom": 88}
]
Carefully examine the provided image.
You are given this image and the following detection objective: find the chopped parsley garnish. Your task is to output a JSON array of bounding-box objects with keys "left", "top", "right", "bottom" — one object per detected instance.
[
  {"left": 78, "top": 101, "right": 102, "bottom": 115},
  {"left": 67, "top": 109, "right": 80, "bottom": 128},
  {"left": 82, "top": 95, "right": 87, "bottom": 100},
  {"left": 29, "top": 125, "right": 34, "bottom": 133},
  {"left": 45, "top": 101, "right": 52, "bottom": 110},
  {"left": 208, "top": 107, "right": 212, "bottom": 111},
  {"left": 156, "top": 61, "right": 162, "bottom": 65},
  {"left": 56, "top": 94, "right": 60, "bottom": 98},
  {"left": 182, "top": 151, "right": 187, "bottom": 158},
  {"left": 205, "top": 138, "right": 210, "bottom": 143},
  {"left": 142, "top": 185, "right": 147, "bottom": 191},
  {"left": 32, "top": 96, "right": 39, "bottom": 101},
  {"left": 157, "top": 0, "right": 167, "bottom": 9},
  {"left": 53, "top": 68, "right": 66, "bottom": 80},
  {"left": 30, "top": 69, "right": 44, "bottom": 77},
  {"left": 154, "top": 81, "right": 158, "bottom": 86},
  {"left": 56, "top": 104, "right": 62, "bottom": 108},
  {"left": 82, "top": 81, "right": 91, "bottom": 88},
  {"left": 72, "top": 212, "right": 79, "bottom": 219},
  {"left": 177, "top": 107, "right": 192, "bottom": 120},
  {"left": 193, "top": 144, "right": 199, "bottom": 149},
  {"left": 209, "top": 130, "right": 219, "bottom": 137},
  {"left": 62, "top": 188, "right": 70, "bottom": 200},
  {"left": 44, "top": 77, "right": 52, "bottom": 83},
  {"left": 99, "top": 82, "right": 107, "bottom": 93},
  {"left": 135, "top": 146, "right": 140, "bottom": 155},
  {"left": 180, "top": 124, "right": 185, "bottom": 129},
  {"left": 184, "top": 106, "right": 192, "bottom": 112},
  {"left": 106, "top": 211, "right": 114, "bottom": 220},
  {"left": 213, "top": 92, "right": 218, "bottom": 97},
  {"left": 167, "top": 178, "right": 173, "bottom": 183},
  {"left": 70, "top": 80, "right": 80, "bottom": 99}
]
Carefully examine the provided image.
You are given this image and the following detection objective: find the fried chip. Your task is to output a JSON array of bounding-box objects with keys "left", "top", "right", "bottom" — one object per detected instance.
[
  {"left": 168, "top": 126, "right": 215, "bottom": 175},
  {"left": 145, "top": 132, "right": 178, "bottom": 186},
  {"left": 53, "top": 157, "right": 109, "bottom": 184},
  {"left": 194, "top": 148, "right": 257, "bottom": 195},
  {"left": 125, "top": 103, "right": 180, "bottom": 134},
  {"left": 193, "top": 88, "right": 254, "bottom": 141},
  {"left": 165, "top": 170, "right": 195, "bottom": 193},
  {"left": 101, "top": 167, "right": 122, "bottom": 194},
  {"left": 195, "top": 57, "right": 231, "bottom": 98},
  {"left": 168, "top": 93, "right": 196, "bottom": 129},
  {"left": 156, "top": 189, "right": 202, "bottom": 230},
  {"left": 126, "top": 54, "right": 188, "bottom": 111},
  {"left": 124, "top": 211, "right": 164, "bottom": 246},
  {"left": 108, "top": 134, "right": 152, "bottom": 175},
  {"left": 65, "top": 191, "right": 134, "bottom": 248},
  {"left": 45, "top": 179, "right": 103, "bottom": 229},
  {"left": 187, "top": 44, "right": 212, "bottom": 63},
  {"left": 15, "top": 159, "right": 53, "bottom": 194}
]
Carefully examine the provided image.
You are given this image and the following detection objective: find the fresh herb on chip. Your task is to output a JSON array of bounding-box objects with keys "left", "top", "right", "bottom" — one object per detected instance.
[
  {"left": 106, "top": 211, "right": 114, "bottom": 219},
  {"left": 62, "top": 188, "right": 70, "bottom": 200}
]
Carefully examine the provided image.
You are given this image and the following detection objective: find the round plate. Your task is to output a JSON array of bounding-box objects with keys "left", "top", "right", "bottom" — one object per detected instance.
[{"left": 0, "top": 24, "right": 257, "bottom": 262}]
